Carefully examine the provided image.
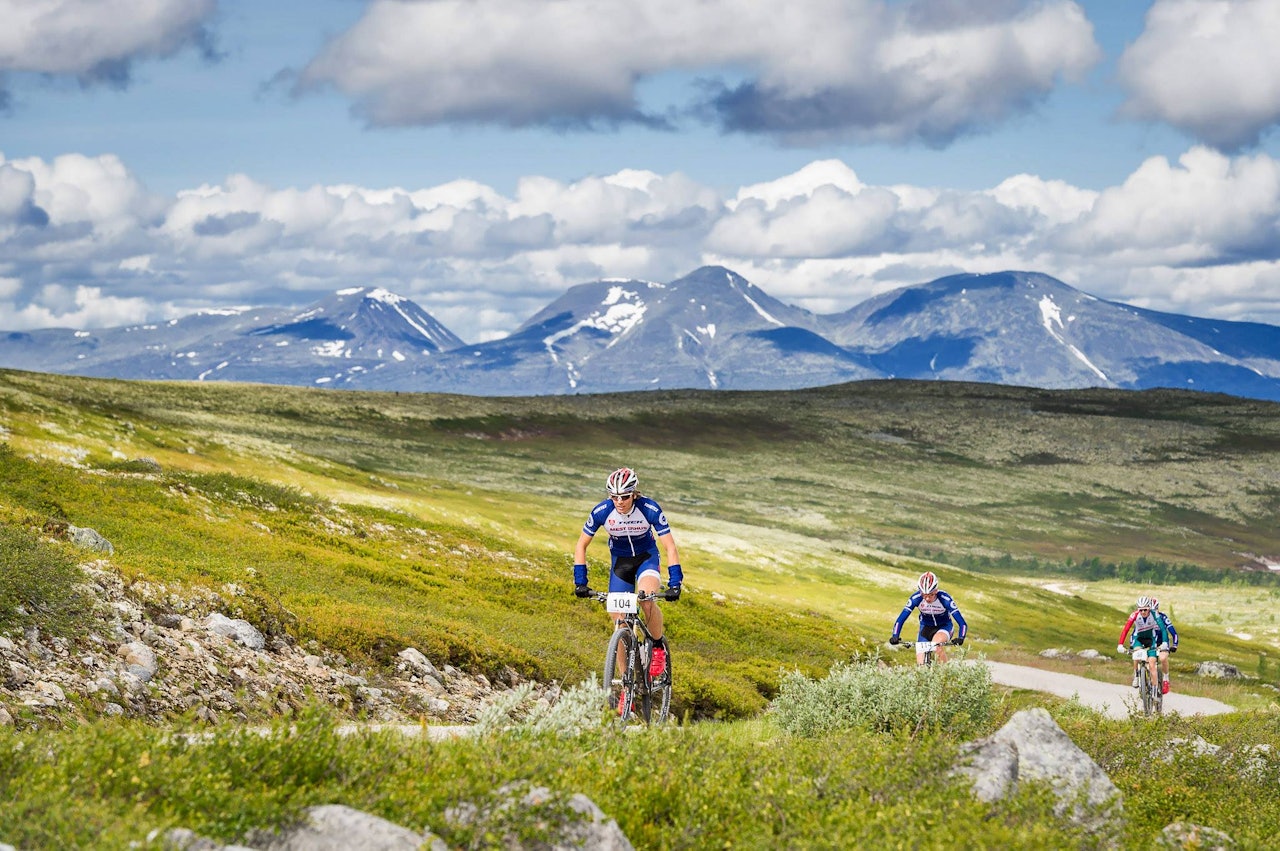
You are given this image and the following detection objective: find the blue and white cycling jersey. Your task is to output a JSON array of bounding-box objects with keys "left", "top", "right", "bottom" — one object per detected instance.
[
  {"left": 892, "top": 590, "right": 968, "bottom": 641},
  {"left": 1156, "top": 611, "right": 1179, "bottom": 650},
  {"left": 581, "top": 496, "right": 672, "bottom": 557}
]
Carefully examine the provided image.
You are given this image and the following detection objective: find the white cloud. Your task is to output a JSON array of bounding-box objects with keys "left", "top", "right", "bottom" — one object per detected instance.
[
  {"left": 298, "top": 0, "right": 1099, "bottom": 144},
  {"left": 5, "top": 145, "right": 1280, "bottom": 340},
  {"left": 0, "top": 0, "right": 215, "bottom": 78},
  {"left": 1118, "top": 0, "right": 1280, "bottom": 149}
]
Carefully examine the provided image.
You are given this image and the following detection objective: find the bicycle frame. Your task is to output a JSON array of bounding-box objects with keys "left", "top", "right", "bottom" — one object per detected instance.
[
  {"left": 590, "top": 589, "right": 674, "bottom": 727},
  {"left": 1131, "top": 647, "right": 1163, "bottom": 716},
  {"left": 914, "top": 640, "right": 954, "bottom": 666}
]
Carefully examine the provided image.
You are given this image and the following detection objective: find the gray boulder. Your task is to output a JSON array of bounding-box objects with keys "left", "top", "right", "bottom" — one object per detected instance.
[
  {"left": 68, "top": 525, "right": 115, "bottom": 554},
  {"left": 953, "top": 708, "right": 1122, "bottom": 833},
  {"left": 255, "top": 804, "right": 447, "bottom": 851},
  {"left": 1155, "top": 822, "right": 1235, "bottom": 849},
  {"left": 203, "top": 614, "right": 266, "bottom": 650},
  {"left": 446, "top": 784, "right": 634, "bottom": 850},
  {"left": 1195, "top": 661, "right": 1243, "bottom": 679}
]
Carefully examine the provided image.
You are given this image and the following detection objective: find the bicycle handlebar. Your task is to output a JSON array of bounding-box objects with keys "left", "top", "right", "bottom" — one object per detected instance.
[{"left": 581, "top": 588, "right": 679, "bottom": 603}]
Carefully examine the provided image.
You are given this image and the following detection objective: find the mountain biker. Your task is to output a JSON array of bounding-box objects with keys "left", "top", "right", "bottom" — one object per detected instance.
[
  {"left": 1147, "top": 597, "right": 1179, "bottom": 694},
  {"left": 889, "top": 571, "right": 968, "bottom": 664},
  {"left": 573, "top": 467, "right": 683, "bottom": 686},
  {"left": 1118, "top": 596, "right": 1170, "bottom": 693}
]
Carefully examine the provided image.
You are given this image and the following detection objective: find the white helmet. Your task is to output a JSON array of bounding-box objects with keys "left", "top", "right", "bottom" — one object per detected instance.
[
  {"left": 917, "top": 571, "right": 938, "bottom": 594},
  {"left": 1137, "top": 596, "right": 1153, "bottom": 610},
  {"left": 1150, "top": 597, "right": 1160, "bottom": 611},
  {"left": 606, "top": 467, "right": 638, "bottom": 496}
]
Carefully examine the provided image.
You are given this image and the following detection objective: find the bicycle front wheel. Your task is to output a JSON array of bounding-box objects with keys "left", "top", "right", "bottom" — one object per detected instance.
[
  {"left": 604, "top": 628, "right": 636, "bottom": 724},
  {"left": 1141, "top": 667, "right": 1155, "bottom": 716},
  {"left": 652, "top": 647, "right": 672, "bottom": 724}
]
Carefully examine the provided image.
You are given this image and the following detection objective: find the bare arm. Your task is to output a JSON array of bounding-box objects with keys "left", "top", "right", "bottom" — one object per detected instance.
[
  {"left": 573, "top": 531, "right": 594, "bottom": 565},
  {"left": 659, "top": 530, "right": 680, "bottom": 567}
]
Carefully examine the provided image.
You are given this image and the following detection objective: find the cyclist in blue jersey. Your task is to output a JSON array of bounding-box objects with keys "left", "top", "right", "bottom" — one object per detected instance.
[
  {"left": 573, "top": 467, "right": 683, "bottom": 682},
  {"left": 889, "top": 571, "right": 968, "bottom": 664},
  {"left": 1150, "top": 597, "right": 1179, "bottom": 694}
]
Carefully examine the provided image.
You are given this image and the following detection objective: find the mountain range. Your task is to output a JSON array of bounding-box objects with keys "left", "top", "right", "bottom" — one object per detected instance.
[{"left": 3, "top": 267, "right": 1279, "bottom": 401}]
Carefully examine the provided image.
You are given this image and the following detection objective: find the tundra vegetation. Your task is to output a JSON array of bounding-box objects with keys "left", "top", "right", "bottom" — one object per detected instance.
[{"left": 1, "top": 368, "right": 1279, "bottom": 848}]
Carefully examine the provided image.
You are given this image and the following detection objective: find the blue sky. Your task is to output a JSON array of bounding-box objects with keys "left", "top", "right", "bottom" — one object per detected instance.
[{"left": 2, "top": 0, "right": 1279, "bottom": 342}]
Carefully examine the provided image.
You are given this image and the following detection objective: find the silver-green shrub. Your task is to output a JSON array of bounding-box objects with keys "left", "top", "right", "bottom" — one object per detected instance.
[
  {"left": 770, "top": 658, "right": 994, "bottom": 737},
  {"left": 472, "top": 678, "right": 610, "bottom": 738}
]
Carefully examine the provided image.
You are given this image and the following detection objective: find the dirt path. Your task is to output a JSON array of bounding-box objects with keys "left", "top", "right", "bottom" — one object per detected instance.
[{"left": 981, "top": 661, "right": 1236, "bottom": 719}]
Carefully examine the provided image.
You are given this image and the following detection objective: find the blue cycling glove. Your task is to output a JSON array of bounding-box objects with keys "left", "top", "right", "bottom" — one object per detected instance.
[
  {"left": 667, "top": 563, "right": 683, "bottom": 588},
  {"left": 573, "top": 563, "right": 588, "bottom": 586}
]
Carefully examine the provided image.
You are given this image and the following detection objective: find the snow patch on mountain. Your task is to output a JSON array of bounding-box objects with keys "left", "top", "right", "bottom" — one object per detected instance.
[
  {"left": 1039, "top": 294, "right": 1108, "bottom": 382},
  {"left": 541, "top": 287, "right": 647, "bottom": 361}
]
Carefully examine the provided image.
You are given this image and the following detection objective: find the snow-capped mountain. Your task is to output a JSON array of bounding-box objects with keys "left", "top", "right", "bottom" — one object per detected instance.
[
  {"left": 349, "top": 266, "right": 878, "bottom": 394},
  {"left": 2, "top": 268, "right": 1279, "bottom": 401},
  {"left": 823, "top": 271, "right": 1280, "bottom": 399},
  {"left": 0, "top": 287, "right": 463, "bottom": 387}
]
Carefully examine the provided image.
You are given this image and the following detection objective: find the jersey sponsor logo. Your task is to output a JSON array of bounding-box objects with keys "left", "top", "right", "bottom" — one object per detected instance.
[
  {"left": 919, "top": 599, "right": 947, "bottom": 616},
  {"left": 605, "top": 514, "right": 651, "bottom": 536}
]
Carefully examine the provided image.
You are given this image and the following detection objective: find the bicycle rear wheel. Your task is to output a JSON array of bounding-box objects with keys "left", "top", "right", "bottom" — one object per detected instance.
[{"left": 604, "top": 628, "right": 636, "bottom": 724}]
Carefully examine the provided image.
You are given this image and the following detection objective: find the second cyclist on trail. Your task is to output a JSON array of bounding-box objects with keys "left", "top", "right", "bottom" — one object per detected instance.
[
  {"left": 573, "top": 467, "right": 684, "bottom": 680},
  {"left": 889, "top": 571, "right": 968, "bottom": 664}
]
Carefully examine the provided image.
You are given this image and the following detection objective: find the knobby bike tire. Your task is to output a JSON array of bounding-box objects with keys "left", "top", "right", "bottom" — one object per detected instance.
[
  {"left": 633, "top": 640, "right": 652, "bottom": 724},
  {"left": 653, "top": 647, "right": 672, "bottom": 723},
  {"left": 604, "top": 628, "right": 636, "bottom": 726},
  {"left": 1141, "top": 667, "right": 1155, "bottom": 717}
]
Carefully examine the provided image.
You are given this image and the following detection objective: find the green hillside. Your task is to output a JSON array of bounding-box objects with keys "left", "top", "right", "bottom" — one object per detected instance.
[
  {"left": 5, "top": 369, "right": 1280, "bottom": 848},
  {"left": 3, "top": 368, "right": 1278, "bottom": 717}
]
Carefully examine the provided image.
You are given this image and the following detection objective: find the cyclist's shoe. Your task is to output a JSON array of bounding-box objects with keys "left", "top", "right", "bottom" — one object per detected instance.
[
  {"left": 1161, "top": 679, "right": 1170, "bottom": 695},
  {"left": 649, "top": 646, "right": 667, "bottom": 679},
  {"left": 1132, "top": 675, "right": 1139, "bottom": 688},
  {"left": 616, "top": 692, "right": 628, "bottom": 717}
]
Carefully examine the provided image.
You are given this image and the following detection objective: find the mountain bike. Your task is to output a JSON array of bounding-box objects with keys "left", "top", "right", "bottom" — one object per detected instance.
[
  {"left": 584, "top": 588, "right": 676, "bottom": 727},
  {"left": 913, "top": 639, "right": 955, "bottom": 666},
  {"left": 1124, "top": 646, "right": 1163, "bottom": 717}
]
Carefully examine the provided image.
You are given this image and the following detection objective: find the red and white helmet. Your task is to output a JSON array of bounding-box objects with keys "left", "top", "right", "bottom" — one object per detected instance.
[
  {"left": 606, "top": 467, "right": 639, "bottom": 496},
  {"left": 917, "top": 571, "right": 938, "bottom": 594}
]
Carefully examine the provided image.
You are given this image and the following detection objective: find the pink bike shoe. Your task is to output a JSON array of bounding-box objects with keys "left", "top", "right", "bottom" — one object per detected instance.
[
  {"left": 649, "top": 646, "right": 667, "bottom": 679},
  {"left": 1161, "top": 680, "right": 1170, "bottom": 695}
]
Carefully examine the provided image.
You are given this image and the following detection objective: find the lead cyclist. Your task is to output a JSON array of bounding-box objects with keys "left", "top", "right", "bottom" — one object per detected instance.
[{"left": 572, "top": 467, "right": 683, "bottom": 683}]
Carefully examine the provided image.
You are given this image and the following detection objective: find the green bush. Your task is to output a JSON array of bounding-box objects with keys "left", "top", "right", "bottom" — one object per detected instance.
[
  {"left": 770, "top": 656, "right": 995, "bottom": 738},
  {"left": 0, "top": 523, "right": 91, "bottom": 636}
]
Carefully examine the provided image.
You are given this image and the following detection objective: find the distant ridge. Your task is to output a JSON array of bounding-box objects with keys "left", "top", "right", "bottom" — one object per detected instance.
[{"left": 2, "top": 267, "right": 1278, "bottom": 401}]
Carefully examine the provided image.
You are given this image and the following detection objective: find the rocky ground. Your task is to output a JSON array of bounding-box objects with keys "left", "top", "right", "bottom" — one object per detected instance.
[{"left": 0, "top": 559, "right": 558, "bottom": 729}]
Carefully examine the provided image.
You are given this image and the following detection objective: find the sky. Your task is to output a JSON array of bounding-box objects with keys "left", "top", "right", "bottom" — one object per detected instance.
[{"left": 2, "top": 0, "right": 1280, "bottom": 344}]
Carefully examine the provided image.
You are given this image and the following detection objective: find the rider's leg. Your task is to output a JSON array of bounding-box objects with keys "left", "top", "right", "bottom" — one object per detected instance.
[
  {"left": 1158, "top": 649, "right": 1170, "bottom": 692},
  {"left": 933, "top": 628, "right": 952, "bottom": 664},
  {"left": 637, "top": 571, "right": 664, "bottom": 641}
]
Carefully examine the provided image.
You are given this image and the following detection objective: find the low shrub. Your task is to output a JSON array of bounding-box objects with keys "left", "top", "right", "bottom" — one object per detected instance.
[
  {"left": 0, "top": 523, "right": 91, "bottom": 636},
  {"left": 769, "top": 656, "right": 995, "bottom": 738}
]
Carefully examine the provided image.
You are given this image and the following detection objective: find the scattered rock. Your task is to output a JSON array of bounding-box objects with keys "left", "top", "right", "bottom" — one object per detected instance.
[
  {"left": 445, "top": 784, "right": 633, "bottom": 851},
  {"left": 953, "top": 708, "right": 1122, "bottom": 834},
  {"left": 68, "top": 525, "right": 115, "bottom": 554},
  {"left": 248, "top": 804, "right": 447, "bottom": 851},
  {"left": 1195, "top": 661, "right": 1243, "bottom": 679},
  {"left": 1155, "top": 822, "right": 1235, "bottom": 850},
  {"left": 0, "top": 561, "right": 563, "bottom": 729},
  {"left": 203, "top": 614, "right": 266, "bottom": 651}
]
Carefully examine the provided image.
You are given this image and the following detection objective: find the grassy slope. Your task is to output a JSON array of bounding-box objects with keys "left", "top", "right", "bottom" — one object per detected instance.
[{"left": 2, "top": 369, "right": 1279, "bottom": 718}]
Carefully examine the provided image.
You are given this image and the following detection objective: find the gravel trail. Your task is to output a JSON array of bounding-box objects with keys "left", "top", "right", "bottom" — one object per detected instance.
[{"left": 982, "top": 661, "right": 1236, "bottom": 719}]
